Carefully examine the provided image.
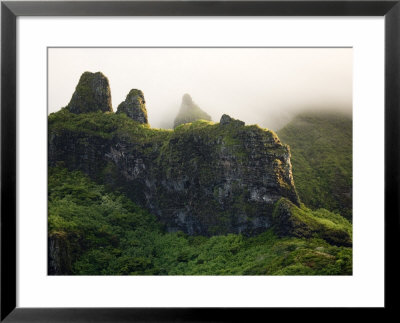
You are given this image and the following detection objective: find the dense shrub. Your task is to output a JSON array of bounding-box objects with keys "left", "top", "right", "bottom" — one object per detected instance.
[{"left": 49, "top": 167, "right": 352, "bottom": 275}]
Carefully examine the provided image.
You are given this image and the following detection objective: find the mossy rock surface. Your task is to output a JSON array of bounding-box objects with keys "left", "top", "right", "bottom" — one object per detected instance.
[
  {"left": 49, "top": 110, "right": 299, "bottom": 236},
  {"left": 116, "top": 89, "right": 148, "bottom": 124},
  {"left": 66, "top": 71, "right": 113, "bottom": 114},
  {"left": 272, "top": 197, "right": 352, "bottom": 247}
]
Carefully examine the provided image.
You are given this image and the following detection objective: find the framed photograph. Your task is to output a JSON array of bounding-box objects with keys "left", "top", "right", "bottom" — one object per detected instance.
[{"left": 1, "top": 0, "right": 399, "bottom": 321}]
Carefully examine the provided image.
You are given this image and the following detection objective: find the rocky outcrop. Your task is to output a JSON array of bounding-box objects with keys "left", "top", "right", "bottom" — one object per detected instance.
[
  {"left": 66, "top": 72, "right": 113, "bottom": 114},
  {"left": 220, "top": 114, "right": 245, "bottom": 127},
  {"left": 272, "top": 198, "right": 352, "bottom": 247},
  {"left": 48, "top": 232, "right": 73, "bottom": 275},
  {"left": 173, "top": 94, "right": 211, "bottom": 128},
  {"left": 49, "top": 109, "right": 299, "bottom": 236},
  {"left": 116, "top": 89, "right": 148, "bottom": 124}
]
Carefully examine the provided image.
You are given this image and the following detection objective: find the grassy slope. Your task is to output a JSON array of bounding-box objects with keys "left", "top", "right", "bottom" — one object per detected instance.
[
  {"left": 49, "top": 167, "right": 352, "bottom": 275},
  {"left": 277, "top": 112, "right": 352, "bottom": 220}
]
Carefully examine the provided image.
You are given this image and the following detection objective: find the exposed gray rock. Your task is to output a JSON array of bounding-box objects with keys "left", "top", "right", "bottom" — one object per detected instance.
[
  {"left": 220, "top": 114, "right": 245, "bottom": 127},
  {"left": 116, "top": 89, "right": 148, "bottom": 124},
  {"left": 48, "top": 233, "right": 72, "bottom": 275}
]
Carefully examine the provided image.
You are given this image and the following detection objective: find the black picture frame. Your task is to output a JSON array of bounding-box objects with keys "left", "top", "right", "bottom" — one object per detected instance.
[{"left": 1, "top": 0, "right": 399, "bottom": 321}]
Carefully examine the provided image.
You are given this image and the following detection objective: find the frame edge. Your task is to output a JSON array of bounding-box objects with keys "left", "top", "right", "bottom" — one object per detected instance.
[
  {"left": 1, "top": 0, "right": 400, "bottom": 321},
  {"left": 1, "top": 1, "right": 17, "bottom": 322},
  {"left": 384, "top": 0, "right": 400, "bottom": 312},
  {"left": 2, "top": 1, "right": 399, "bottom": 16}
]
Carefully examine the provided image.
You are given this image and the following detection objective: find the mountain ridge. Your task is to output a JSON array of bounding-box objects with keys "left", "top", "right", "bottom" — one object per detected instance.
[{"left": 48, "top": 72, "right": 353, "bottom": 275}]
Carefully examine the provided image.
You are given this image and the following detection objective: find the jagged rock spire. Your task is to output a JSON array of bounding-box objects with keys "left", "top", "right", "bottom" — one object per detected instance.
[
  {"left": 66, "top": 72, "right": 113, "bottom": 114},
  {"left": 173, "top": 94, "right": 211, "bottom": 128},
  {"left": 116, "top": 89, "right": 148, "bottom": 125}
]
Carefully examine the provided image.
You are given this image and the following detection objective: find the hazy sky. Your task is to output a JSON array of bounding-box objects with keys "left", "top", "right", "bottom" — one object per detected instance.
[{"left": 48, "top": 48, "right": 352, "bottom": 130}]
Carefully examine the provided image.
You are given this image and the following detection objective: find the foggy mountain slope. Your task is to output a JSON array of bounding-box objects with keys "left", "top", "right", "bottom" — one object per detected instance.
[
  {"left": 173, "top": 94, "right": 212, "bottom": 128},
  {"left": 278, "top": 111, "right": 352, "bottom": 220}
]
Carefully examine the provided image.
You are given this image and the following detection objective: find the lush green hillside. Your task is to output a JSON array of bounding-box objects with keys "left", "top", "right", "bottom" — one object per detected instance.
[
  {"left": 49, "top": 166, "right": 352, "bottom": 275},
  {"left": 278, "top": 112, "right": 352, "bottom": 220}
]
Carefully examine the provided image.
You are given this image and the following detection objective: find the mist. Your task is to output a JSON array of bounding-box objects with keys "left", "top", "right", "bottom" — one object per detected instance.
[{"left": 48, "top": 47, "right": 352, "bottom": 131}]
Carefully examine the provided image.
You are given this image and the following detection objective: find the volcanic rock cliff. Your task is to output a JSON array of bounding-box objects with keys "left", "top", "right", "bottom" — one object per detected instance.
[{"left": 49, "top": 73, "right": 299, "bottom": 236}]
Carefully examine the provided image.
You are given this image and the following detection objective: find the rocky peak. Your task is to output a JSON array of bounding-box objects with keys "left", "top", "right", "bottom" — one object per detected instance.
[
  {"left": 66, "top": 72, "right": 113, "bottom": 114},
  {"left": 173, "top": 94, "right": 212, "bottom": 128},
  {"left": 116, "top": 89, "right": 148, "bottom": 124},
  {"left": 220, "top": 114, "right": 245, "bottom": 127},
  {"left": 182, "top": 93, "right": 193, "bottom": 105}
]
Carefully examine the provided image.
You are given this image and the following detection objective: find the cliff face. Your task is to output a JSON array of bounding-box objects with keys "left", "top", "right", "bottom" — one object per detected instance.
[
  {"left": 49, "top": 111, "right": 299, "bottom": 236},
  {"left": 50, "top": 72, "right": 299, "bottom": 236}
]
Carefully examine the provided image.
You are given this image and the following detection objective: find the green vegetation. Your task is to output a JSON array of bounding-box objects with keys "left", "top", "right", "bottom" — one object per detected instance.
[
  {"left": 49, "top": 167, "right": 352, "bottom": 275},
  {"left": 272, "top": 198, "right": 352, "bottom": 247},
  {"left": 278, "top": 112, "right": 352, "bottom": 220},
  {"left": 49, "top": 108, "right": 168, "bottom": 141}
]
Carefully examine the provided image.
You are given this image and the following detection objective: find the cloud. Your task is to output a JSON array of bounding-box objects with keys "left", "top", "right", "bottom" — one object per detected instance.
[{"left": 48, "top": 47, "right": 352, "bottom": 130}]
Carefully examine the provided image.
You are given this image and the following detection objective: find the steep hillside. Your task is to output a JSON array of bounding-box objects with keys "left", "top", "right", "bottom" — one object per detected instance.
[{"left": 278, "top": 112, "right": 352, "bottom": 220}]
